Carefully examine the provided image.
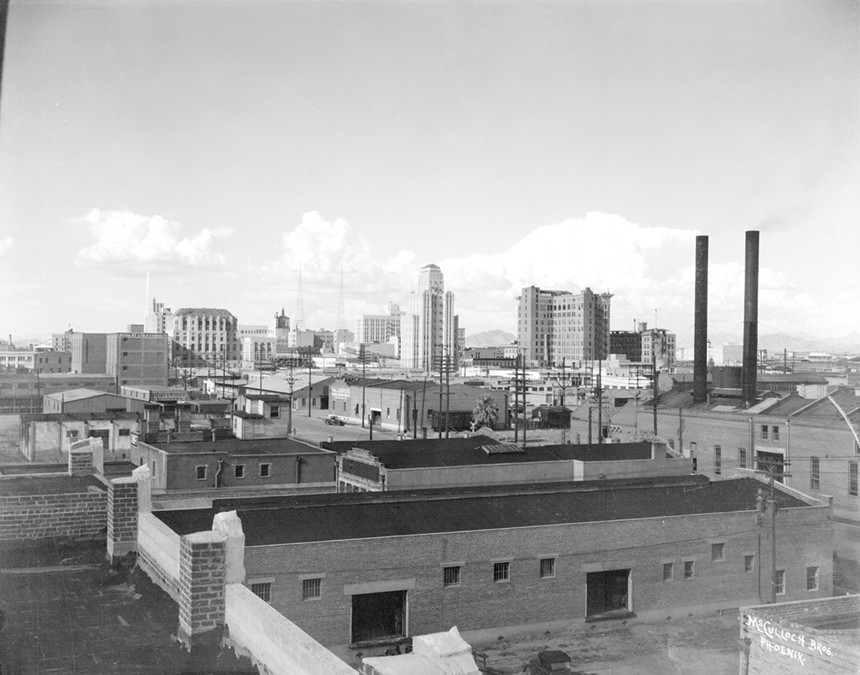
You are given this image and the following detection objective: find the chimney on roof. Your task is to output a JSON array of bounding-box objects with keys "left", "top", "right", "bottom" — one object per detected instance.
[
  {"left": 693, "top": 235, "right": 709, "bottom": 404},
  {"left": 742, "top": 230, "right": 760, "bottom": 408}
]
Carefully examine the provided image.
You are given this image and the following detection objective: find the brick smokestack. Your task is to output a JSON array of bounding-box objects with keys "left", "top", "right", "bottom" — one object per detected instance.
[
  {"left": 693, "top": 235, "right": 709, "bottom": 404},
  {"left": 742, "top": 230, "right": 760, "bottom": 408}
]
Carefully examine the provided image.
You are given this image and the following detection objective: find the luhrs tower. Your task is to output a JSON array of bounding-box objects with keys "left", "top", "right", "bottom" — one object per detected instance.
[{"left": 402, "top": 264, "right": 458, "bottom": 372}]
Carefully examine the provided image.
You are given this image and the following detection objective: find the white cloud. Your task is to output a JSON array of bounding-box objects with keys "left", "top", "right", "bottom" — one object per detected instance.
[
  {"left": 260, "top": 210, "right": 846, "bottom": 340},
  {"left": 75, "top": 209, "right": 230, "bottom": 270},
  {"left": 0, "top": 237, "right": 12, "bottom": 256}
]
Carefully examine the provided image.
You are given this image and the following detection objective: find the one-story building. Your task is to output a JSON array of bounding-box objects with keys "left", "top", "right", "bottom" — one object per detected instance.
[
  {"left": 156, "top": 473, "right": 833, "bottom": 653},
  {"left": 329, "top": 438, "right": 691, "bottom": 492},
  {"left": 19, "top": 411, "right": 140, "bottom": 462}
]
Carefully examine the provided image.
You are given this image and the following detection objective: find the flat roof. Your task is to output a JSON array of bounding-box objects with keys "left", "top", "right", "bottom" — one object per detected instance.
[
  {"left": 44, "top": 388, "right": 121, "bottom": 402},
  {"left": 340, "top": 440, "right": 655, "bottom": 470},
  {"left": 156, "top": 476, "right": 810, "bottom": 546},
  {"left": 144, "top": 436, "right": 332, "bottom": 456},
  {"left": 0, "top": 474, "right": 106, "bottom": 496}
]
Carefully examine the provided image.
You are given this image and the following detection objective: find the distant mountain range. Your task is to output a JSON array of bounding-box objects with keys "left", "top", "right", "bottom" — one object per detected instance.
[
  {"left": 465, "top": 330, "right": 517, "bottom": 348},
  {"left": 466, "top": 330, "right": 860, "bottom": 356}
]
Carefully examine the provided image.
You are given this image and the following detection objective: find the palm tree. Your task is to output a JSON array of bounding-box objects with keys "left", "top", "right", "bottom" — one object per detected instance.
[{"left": 471, "top": 395, "right": 499, "bottom": 431}]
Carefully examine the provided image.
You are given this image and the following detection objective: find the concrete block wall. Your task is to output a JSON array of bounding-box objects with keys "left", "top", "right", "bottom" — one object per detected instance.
[
  {"left": 177, "top": 531, "right": 227, "bottom": 646},
  {"left": 137, "top": 512, "right": 182, "bottom": 601},
  {"left": 0, "top": 488, "right": 107, "bottom": 541},
  {"left": 225, "top": 583, "right": 357, "bottom": 675},
  {"left": 243, "top": 504, "right": 832, "bottom": 649}
]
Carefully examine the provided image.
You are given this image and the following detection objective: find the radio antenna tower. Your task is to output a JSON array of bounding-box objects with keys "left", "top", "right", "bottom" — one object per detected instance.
[
  {"left": 335, "top": 263, "right": 346, "bottom": 331},
  {"left": 295, "top": 264, "right": 305, "bottom": 331},
  {"left": 144, "top": 272, "right": 151, "bottom": 325}
]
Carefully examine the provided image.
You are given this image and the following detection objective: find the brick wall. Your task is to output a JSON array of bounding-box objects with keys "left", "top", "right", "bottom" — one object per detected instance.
[
  {"left": 243, "top": 503, "right": 832, "bottom": 648},
  {"left": 107, "top": 477, "right": 138, "bottom": 560},
  {"left": 0, "top": 489, "right": 107, "bottom": 541},
  {"left": 740, "top": 596, "right": 860, "bottom": 673}
]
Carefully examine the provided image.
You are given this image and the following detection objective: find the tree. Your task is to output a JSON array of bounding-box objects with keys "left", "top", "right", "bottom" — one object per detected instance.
[{"left": 471, "top": 395, "right": 500, "bottom": 431}]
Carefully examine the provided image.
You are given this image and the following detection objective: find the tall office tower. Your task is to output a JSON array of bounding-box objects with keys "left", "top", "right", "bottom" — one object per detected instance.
[
  {"left": 145, "top": 298, "right": 172, "bottom": 334},
  {"left": 640, "top": 327, "right": 676, "bottom": 371},
  {"left": 401, "top": 264, "right": 457, "bottom": 372},
  {"left": 170, "top": 308, "right": 240, "bottom": 367},
  {"left": 356, "top": 302, "right": 403, "bottom": 346},
  {"left": 517, "top": 286, "right": 613, "bottom": 367}
]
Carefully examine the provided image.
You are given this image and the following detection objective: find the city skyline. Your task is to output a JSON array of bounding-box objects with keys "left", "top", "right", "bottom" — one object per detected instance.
[{"left": 1, "top": 1, "right": 858, "bottom": 346}]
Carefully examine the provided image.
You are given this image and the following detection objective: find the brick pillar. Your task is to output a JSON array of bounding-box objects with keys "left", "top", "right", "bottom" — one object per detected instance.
[
  {"left": 177, "top": 531, "right": 227, "bottom": 647},
  {"left": 68, "top": 438, "right": 94, "bottom": 476},
  {"left": 107, "top": 476, "right": 139, "bottom": 562}
]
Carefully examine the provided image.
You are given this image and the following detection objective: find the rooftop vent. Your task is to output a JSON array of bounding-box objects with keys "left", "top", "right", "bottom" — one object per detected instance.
[{"left": 482, "top": 443, "right": 526, "bottom": 455}]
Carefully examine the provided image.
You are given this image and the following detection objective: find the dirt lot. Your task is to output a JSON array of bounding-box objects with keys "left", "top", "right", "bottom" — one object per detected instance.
[{"left": 471, "top": 613, "right": 740, "bottom": 674}]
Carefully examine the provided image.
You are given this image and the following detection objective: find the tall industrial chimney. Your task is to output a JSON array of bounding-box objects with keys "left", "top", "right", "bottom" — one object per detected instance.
[
  {"left": 742, "top": 230, "right": 760, "bottom": 408},
  {"left": 693, "top": 235, "right": 709, "bottom": 403}
]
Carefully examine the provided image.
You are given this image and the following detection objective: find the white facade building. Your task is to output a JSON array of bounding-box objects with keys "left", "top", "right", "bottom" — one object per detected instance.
[{"left": 401, "top": 264, "right": 458, "bottom": 372}]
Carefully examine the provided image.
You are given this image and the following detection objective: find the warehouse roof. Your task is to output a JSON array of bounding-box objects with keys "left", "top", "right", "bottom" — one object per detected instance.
[
  {"left": 156, "top": 475, "right": 812, "bottom": 546},
  {"left": 340, "top": 440, "right": 655, "bottom": 470},
  {"left": 144, "top": 436, "right": 331, "bottom": 456}
]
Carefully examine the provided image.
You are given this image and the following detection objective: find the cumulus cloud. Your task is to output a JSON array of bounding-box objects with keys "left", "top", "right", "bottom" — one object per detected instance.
[
  {"left": 75, "top": 209, "right": 230, "bottom": 270},
  {"left": 0, "top": 237, "right": 12, "bottom": 256},
  {"left": 262, "top": 210, "right": 815, "bottom": 341}
]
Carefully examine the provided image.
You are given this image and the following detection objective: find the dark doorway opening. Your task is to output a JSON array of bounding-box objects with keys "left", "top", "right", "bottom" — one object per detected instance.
[
  {"left": 586, "top": 569, "right": 631, "bottom": 620},
  {"left": 87, "top": 429, "right": 110, "bottom": 451},
  {"left": 351, "top": 590, "right": 406, "bottom": 644}
]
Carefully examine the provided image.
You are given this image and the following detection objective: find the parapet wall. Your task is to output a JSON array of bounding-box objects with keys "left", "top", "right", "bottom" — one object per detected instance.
[
  {"left": 137, "top": 512, "right": 182, "bottom": 601},
  {"left": 0, "top": 482, "right": 107, "bottom": 541},
  {"left": 225, "top": 583, "right": 357, "bottom": 675}
]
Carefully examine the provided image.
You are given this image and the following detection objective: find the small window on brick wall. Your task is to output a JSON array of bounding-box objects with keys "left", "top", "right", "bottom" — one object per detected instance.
[
  {"left": 744, "top": 555, "right": 755, "bottom": 573},
  {"left": 540, "top": 558, "right": 556, "bottom": 579},
  {"left": 443, "top": 566, "right": 461, "bottom": 587},
  {"left": 711, "top": 543, "right": 725, "bottom": 562},
  {"left": 775, "top": 570, "right": 786, "bottom": 595},
  {"left": 302, "top": 578, "right": 322, "bottom": 601},
  {"left": 196, "top": 465, "right": 207, "bottom": 481},
  {"left": 260, "top": 463, "right": 271, "bottom": 478},
  {"left": 234, "top": 464, "right": 245, "bottom": 479},
  {"left": 684, "top": 560, "right": 695, "bottom": 580},
  {"left": 806, "top": 566, "right": 819, "bottom": 591},
  {"left": 662, "top": 562, "right": 674, "bottom": 582},
  {"left": 251, "top": 582, "right": 272, "bottom": 602},
  {"left": 493, "top": 562, "right": 510, "bottom": 583},
  {"left": 118, "top": 428, "right": 131, "bottom": 436}
]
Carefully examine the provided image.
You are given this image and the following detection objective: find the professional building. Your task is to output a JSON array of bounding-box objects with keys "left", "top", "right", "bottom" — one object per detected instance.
[
  {"left": 401, "top": 265, "right": 458, "bottom": 372},
  {"left": 640, "top": 326, "right": 676, "bottom": 371},
  {"left": 170, "top": 308, "right": 241, "bottom": 367},
  {"left": 51, "top": 330, "right": 74, "bottom": 353},
  {"left": 144, "top": 298, "right": 172, "bottom": 334},
  {"left": 70, "top": 332, "right": 109, "bottom": 374},
  {"left": 106, "top": 332, "right": 169, "bottom": 387},
  {"left": 517, "top": 286, "right": 613, "bottom": 368},
  {"left": 156, "top": 473, "right": 832, "bottom": 652},
  {"left": 356, "top": 303, "right": 403, "bottom": 351}
]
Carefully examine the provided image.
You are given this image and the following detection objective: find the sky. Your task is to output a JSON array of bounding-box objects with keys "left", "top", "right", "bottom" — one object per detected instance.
[{"left": 1, "top": 0, "right": 858, "bottom": 351}]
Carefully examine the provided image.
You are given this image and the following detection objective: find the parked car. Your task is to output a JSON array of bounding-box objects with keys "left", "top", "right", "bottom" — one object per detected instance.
[{"left": 324, "top": 415, "right": 346, "bottom": 426}]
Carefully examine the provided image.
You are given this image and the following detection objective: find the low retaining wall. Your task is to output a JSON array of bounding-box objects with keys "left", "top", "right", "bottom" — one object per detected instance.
[
  {"left": 137, "top": 512, "right": 181, "bottom": 600},
  {"left": 225, "top": 583, "right": 357, "bottom": 675},
  {"left": 0, "top": 482, "right": 107, "bottom": 541}
]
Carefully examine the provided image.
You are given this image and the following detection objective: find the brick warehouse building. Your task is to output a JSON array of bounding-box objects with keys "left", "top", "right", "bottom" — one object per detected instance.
[
  {"left": 582, "top": 386, "right": 860, "bottom": 524},
  {"left": 156, "top": 474, "right": 833, "bottom": 653}
]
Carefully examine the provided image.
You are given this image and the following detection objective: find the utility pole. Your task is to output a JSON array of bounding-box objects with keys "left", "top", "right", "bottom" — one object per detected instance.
[
  {"left": 360, "top": 343, "right": 366, "bottom": 429},
  {"left": 513, "top": 353, "right": 520, "bottom": 443},
  {"left": 522, "top": 353, "right": 527, "bottom": 449},
  {"left": 596, "top": 359, "right": 603, "bottom": 444},
  {"left": 652, "top": 347, "right": 658, "bottom": 435},
  {"left": 756, "top": 457, "right": 791, "bottom": 604},
  {"left": 308, "top": 358, "right": 313, "bottom": 418}
]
